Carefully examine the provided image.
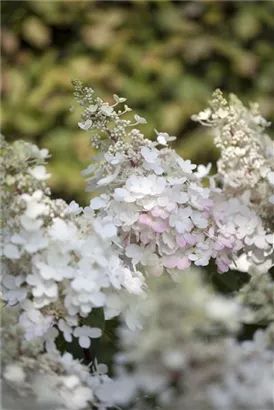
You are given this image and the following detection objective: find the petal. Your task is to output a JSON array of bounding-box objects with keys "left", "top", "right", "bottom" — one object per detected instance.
[
  {"left": 88, "top": 328, "right": 102, "bottom": 338},
  {"left": 3, "top": 244, "right": 21, "bottom": 259},
  {"left": 79, "top": 335, "right": 91, "bottom": 349}
]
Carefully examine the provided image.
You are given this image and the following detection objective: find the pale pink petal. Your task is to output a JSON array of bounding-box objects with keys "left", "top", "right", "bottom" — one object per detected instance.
[
  {"left": 176, "top": 236, "right": 186, "bottom": 248},
  {"left": 162, "top": 256, "right": 177, "bottom": 269},
  {"left": 184, "top": 233, "right": 196, "bottom": 245},
  {"left": 152, "top": 219, "right": 168, "bottom": 233},
  {"left": 177, "top": 258, "right": 191, "bottom": 270},
  {"left": 139, "top": 214, "right": 152, "bottom": 226}
]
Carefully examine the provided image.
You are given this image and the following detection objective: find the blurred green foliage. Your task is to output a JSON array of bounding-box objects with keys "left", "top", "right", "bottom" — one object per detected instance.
[{"left": 2, "top": 0, "right": 274, "bottom": 204}]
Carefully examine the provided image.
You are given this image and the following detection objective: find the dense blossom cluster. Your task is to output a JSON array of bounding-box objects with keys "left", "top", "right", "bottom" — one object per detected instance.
[
  {"left": 1, "top": 83, "right": 274, "bottom": 409},
  {"left": 192, "top": 90, "right": 274, "bottom": 228},
  {"left": 1, "top": 135, "right": 144, "bottom": 353},
  {"left": 75, "top": 83, "right": 273, "bottom": 277}
]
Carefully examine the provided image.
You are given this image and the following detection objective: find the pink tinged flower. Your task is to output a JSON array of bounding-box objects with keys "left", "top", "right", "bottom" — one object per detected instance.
[
  {"left": 162, "top": 255, "right": 178, "bottom": 269},
  {"left": 213, "top": 241, "right": 225, "bottom": 251},
  {"left": 174, "top": 221, "right": 185, "bottom": 234},
  {"left": 152, "top": 219, "right": 168, "bottom": 233},
  {"left": 177, "top": 257, "right": 191, "bottom": 270},
  {"left": 216, "top": 255, "right": 231, "bottom": 273},
  {"left": 162, "top": 255, "right": 191, "bottom": 270},
  {"left": 176, "top": 236, "right": 186, "bottom": 248},
  {"left": 184, "top": 233, "right": 196, "bottom": 246},
  {"left": 218, "top": 236, "right": 234, "bottom": 249},
  {"left": 217, "top": 260, "right": 230, "bottom": 273},
  {"left": 139, "top": 213, "right": 153, "bottom": 226},
  {"left": 151, "top": 206, "right": 169, "bottom": 219},
  {"left": 203, "top": 199, "right": 214, "bottom": 209}
]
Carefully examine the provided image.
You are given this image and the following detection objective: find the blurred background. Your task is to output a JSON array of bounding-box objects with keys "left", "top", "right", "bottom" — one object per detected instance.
[{"left": 1, "top": 0, "right": 274, "bottom": 204}]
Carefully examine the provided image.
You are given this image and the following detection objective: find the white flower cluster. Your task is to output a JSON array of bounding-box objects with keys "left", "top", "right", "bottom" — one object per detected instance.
[
  {"left": 91, "top": 170, "right": 273, "bottom": 276},
  {"left": 99, "top": 272, "right": 274, "bottom": 410},
  {"left": 75, "top": 96, "right": 272, "bottom": 276},
  {"left": 73, "top": 84, "right": 273, "bottom": 280},
  {"left": 1, "top": 304, "right": 114, "bottom": 410},
  {"left": 192, "top": 89, "right": 274, "bottom": 227},
  {"left": 2, "top": 84, "right": 274, "bottom": 410},
  {"left": 1, "top": 137, "right": 144, "bottom": 352}
]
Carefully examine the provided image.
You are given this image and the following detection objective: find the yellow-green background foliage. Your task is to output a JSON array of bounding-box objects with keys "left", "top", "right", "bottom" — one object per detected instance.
[{"left": 2, "top": 0, "right": 274, "bottom": 204}]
